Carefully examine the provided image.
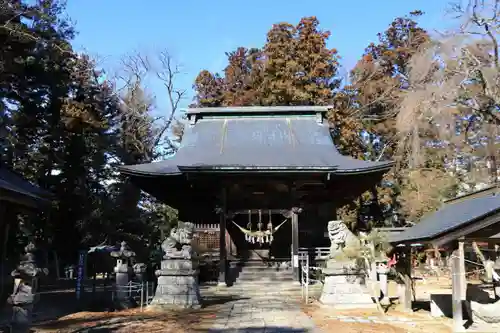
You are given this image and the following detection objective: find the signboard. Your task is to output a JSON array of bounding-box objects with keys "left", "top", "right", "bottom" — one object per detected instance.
[
  {"left": 75, "top": 250, "right": 86, "bottom": 300},
  {"left": 293, "top": 254, "right": 299, "bottom": 268}
]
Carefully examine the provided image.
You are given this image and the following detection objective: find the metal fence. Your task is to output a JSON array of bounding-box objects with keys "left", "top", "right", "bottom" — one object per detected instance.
[
  {"left": 299, "top": 251, "right": 324, "bottom": 304},
  {"left": 112, "top": 281, "right": 156, "bottom": 311}
]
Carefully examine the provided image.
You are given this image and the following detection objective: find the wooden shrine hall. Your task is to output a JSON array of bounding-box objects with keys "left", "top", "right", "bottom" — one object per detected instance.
[{"left": 118, "top": 106, "right": 393, "bottom": 285}]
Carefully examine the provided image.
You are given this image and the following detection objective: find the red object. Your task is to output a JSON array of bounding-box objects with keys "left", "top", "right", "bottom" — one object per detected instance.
[{"left": 387, "top": 254, "right": 397, "bottom": 268}]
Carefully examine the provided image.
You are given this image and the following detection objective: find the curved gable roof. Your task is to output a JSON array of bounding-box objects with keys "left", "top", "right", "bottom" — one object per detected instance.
[{"left": 119, "top": 106, "right": 393, "bottom": 176}]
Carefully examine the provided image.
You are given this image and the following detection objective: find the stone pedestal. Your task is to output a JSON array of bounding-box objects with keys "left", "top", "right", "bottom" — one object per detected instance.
[
  {"left": 10, "top": 280, "right": 35, "bottom": 333},
  {"left": 150, "top": 258, "right": 201, "bottom": 309},
  {"left": 11, "top": 303, "right": 33, "bottom": 331},
  {"left": 320, "top": 260, "right": 375, "bottom": 309}
]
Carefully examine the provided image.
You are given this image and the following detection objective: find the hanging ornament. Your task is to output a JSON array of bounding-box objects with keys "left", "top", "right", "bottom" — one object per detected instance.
[
  {"left": 267, "top": 210, "right": 273, "bottom": 244},
  {"left": 257, "top": 210, "right": 263, "bottom": 244},
  {"left": 246, "top": 209, "right": 252, "bottom": 242},
  {"left": 231, "top": 218, "right": 290, "bottom": 244}
]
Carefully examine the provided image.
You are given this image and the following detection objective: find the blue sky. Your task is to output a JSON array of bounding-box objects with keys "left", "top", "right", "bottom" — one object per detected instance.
[{"left": 66, "top": 0, "right": 454, "bottom": 112}]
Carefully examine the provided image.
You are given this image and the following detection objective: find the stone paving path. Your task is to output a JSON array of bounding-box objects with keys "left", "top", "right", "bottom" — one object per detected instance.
[
  {"left": 327, "top": 314, "right": 418, "bottom": 327},
  {"left": 209, "top": 296, "right": 320, "bottom": 332}
]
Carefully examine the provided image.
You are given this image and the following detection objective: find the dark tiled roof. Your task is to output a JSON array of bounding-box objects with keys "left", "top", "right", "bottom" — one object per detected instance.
[
  {"left": 0, "top": 167, "right": 51, "bottom": 203},
  {"left": 390, "top": 193, "right": 500, "bottom": 244},
  {"left": 119, "top": 109, "right": 393, "bottom": 175}
]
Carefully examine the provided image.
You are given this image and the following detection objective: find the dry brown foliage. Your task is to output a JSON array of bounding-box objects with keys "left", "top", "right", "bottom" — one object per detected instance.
[{"left": 398, "top": 168, "right": 458, "bottom": 220}]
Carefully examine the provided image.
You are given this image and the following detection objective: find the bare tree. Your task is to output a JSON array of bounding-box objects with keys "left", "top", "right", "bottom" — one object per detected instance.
[
  {"left": 115, "top": 49, "right": 186, "bottom": 163},
  {"left": 449, "top": 0, "right": 500, "bottom": 180},
  {"left": 396, "top": 29, "right": 500, "bottom": 198}
]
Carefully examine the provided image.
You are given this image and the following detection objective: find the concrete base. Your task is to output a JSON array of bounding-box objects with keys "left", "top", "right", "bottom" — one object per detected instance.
[
  {"left": 471, "top": 299, "right": 500, "bottom": 323},
  {"left": 319, "top": 261, "right": 376, "bottom": 309},
  {"left": 430, "top": 294, "right": 469, "bottom": 319},
  {"left": 379, "top": 297, "right": 391, "bottom": 306}
]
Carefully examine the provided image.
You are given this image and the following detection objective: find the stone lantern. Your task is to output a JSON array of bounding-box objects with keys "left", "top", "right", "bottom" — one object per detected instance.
[
  {"left": 133, "top": 263, "right": 147, "bottom": 283},
  {"left": 110, "top": 241, "right": 136, "bottom": 309},
  {"left": 8, "top": 242, "right": 48, "bottom": 332}
]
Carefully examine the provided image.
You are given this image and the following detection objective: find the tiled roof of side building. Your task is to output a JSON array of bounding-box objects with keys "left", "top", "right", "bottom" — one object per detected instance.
[
  {"left": 390, "top": 193, "right": 500, "bottom": 244},
  {"left": 0, "top": 166, "right": 51, "bottom": 203}
]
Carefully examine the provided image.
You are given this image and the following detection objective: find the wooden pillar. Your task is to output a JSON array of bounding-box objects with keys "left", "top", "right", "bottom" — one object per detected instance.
[
  {"left": 291, "top": 207, "right": 301, "bottom": 281},
  {"left": 218, "top": 189, "right": 227, "bottom": 286}
]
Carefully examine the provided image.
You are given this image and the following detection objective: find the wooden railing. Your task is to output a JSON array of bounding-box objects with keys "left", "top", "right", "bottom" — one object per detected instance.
[
  {"left": 194, "top": 224, "right": 219, "bottom": 231},
  {"left": 298, "top": 247, "right": 330, "bottom": 260},
  {"left": 193, "top": 223, "right": 236, "bottom": 256}
]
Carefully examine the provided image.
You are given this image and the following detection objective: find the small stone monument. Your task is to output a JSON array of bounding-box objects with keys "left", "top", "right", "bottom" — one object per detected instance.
[
  {"left": 133, "top": 263, "right": 147, "bottom": 283},
  {"left": 319, "top": 221, "right": 375, "bottom": 309},
  {"left": 150, "top": 221, "right": 201, "bottom": 309},
  {"left": 376, "top": 263, "right": 391, "bottom": 305},
  {"left": 65, "top": 265, "right": 75, "bottom": 279},
  {"left": 110, "top": 241, "right": 136, "bottom": 309},
  {"left": 8, "top": 242, "right": 48, "bottom": 333}
]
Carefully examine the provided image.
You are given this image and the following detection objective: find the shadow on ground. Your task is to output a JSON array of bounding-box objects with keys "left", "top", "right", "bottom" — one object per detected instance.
[
  {"left": 57, "top": 326, "right": 314, "bottom": 333},
  {"left": 32, "top": 295, "right": 249, "bottom": 332},
  {"left": 202, "top": 295, "right": 249, "bottom": 306},
  {"left": 205, "top": 328, "right": 313, "bottom": 333}
]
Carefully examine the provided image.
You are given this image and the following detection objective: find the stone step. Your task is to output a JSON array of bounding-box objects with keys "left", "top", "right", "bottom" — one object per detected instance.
[
  {"left": 199, "top": 284, "right": 322, "bottom": 292},
  {"left": 205, "top": 288, "right": 322, "bottom": 297},
  {"left": 232, "top": 282, "right": 303, "bottom": 289},
  {"left": 211, "top": 288, "right": 302, "bottom": 294},
  {"left": 236, "top": 275, "right": 294, "bottom": 282},
  {"left": 236, "top": 274, "right": 293, "bottom": 281},
  {"left": 240, "top": 265, "right": 292, "bottom": 272},
  {"left": 240, "top": 260, "right": 290, "bottom": 268},
  {"left": 240, "top": 269, "right": 293, "bottom": 275}
]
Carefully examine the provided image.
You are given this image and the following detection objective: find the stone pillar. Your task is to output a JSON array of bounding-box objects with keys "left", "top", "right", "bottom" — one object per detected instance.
[
  {"left": 150, "top": 222, "right": 201, "bottom": 309},
  {"left": 8, "top": 242, "right": 48, "bottom": 333},
  {"left": 458, "top": 240, "right": 466, "bottom": 300},
  {"left": 452, "top": 255, "right": 465, "bottom": 332},
  {"left": 110, "top": 241, "right": 135, "bottom": 309},
  {"left": 395, "top": 247, "right": 412, "bottom": 312},
  {"left": 377, "top": 264, "right": 390, "bottom": 305}
]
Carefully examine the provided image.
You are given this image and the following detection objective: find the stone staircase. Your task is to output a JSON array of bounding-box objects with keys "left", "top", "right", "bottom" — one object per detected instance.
[
  {"left": 206, "top": 260, "right": 322, "bottom": 298},
  {"left": 235, "top": 260, "right": 294, "bottom": 282}
]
